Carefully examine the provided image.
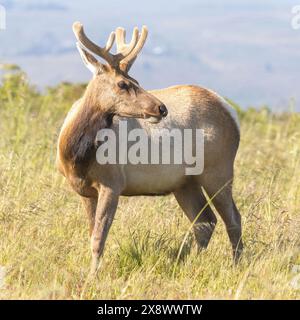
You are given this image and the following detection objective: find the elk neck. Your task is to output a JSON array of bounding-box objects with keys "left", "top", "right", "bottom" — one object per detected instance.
[{"left": 61, "top": 92, "right": 113, "bottom": 177}]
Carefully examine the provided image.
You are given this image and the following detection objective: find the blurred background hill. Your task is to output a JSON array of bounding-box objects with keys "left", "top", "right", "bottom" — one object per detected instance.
[{"left": 0, "top": 0, "right": 299, "bottom": 109}]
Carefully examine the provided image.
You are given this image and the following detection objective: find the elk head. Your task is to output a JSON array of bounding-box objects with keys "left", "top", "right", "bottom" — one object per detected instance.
[{"left": 73, "top": 22, "right": 168, "bottom": 123}]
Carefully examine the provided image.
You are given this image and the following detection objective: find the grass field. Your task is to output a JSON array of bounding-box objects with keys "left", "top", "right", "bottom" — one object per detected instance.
[{"left": 0, "top": 66, "right": 300, "bottom": 299}]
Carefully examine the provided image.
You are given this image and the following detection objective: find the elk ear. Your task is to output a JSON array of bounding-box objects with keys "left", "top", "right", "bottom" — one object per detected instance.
[{"left": 76, "top": 42, "right": 102, "bottom": 74}]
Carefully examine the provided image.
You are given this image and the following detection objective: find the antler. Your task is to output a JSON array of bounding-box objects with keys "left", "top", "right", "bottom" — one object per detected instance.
[
  {"left": 73, "top": 22, "right": 116, "bottom": 66},
  {"left": 115, "top": 27, "right": 139, "bottom": 56},
  {"left": 118, "top": 26, "right": 148, "bottom": 72},
  {"left": 72, "top": 21, "right": 148, "bottom": 72}
]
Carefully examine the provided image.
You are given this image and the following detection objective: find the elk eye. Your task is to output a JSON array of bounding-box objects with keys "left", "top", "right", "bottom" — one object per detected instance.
[{"left": 118, "top": 81, "right": 128, "bottom": 90}]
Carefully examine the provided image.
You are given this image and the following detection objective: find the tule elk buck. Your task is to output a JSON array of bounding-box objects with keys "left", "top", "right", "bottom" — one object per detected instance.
[{"left": 56, "top": 22, "right": 243, "bottom": 274}]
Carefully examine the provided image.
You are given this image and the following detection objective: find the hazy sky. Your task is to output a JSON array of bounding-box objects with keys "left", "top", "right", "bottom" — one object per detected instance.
[{"left": 0, "top": 0, "right": 299, "bottom": 110}]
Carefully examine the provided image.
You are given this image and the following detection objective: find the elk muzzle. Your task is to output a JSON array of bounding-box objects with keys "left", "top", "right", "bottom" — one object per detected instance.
[
  {"left": 142, "top": 95, "right": 168, "bottom": 123},
  {"left": 145, "top": 103, "right": 168, "bottom": 123}
]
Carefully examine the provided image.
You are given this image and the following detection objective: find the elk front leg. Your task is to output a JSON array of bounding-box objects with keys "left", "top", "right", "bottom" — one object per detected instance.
[
  {"left": 81, "top": 196, "right": 98, "bottom": 236},
  {"left": 90, "top": 186, "right": 119, "bottom": 274}
]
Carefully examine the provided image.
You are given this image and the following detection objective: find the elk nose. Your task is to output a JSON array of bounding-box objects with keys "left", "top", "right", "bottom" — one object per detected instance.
[{"left": 159, "top": 104, "right": 168, "bottom": 117}]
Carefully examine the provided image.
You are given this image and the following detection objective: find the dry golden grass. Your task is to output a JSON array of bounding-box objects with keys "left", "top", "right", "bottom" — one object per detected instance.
[{"left": 0, "top": 70, "right": 299, "bottom": 299}]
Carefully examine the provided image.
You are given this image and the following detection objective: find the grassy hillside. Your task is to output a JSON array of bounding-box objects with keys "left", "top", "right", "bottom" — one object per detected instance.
[{"left": 0, "top": 67, "right": 299, "bottom": 299}]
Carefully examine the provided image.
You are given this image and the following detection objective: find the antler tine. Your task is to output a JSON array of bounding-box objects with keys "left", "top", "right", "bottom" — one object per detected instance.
[
  {"left": 72, "top": 21, "right": 116, "bottom": 66},
  {"left": 119, "top": 26, "right": 148, "bottom": 72},
  {"left": 105, "top": 32, "right": 116, "bottom": 51},
  {"left": 115, "top": 27, "right": 126, "bottom": 51},
  {"left": 115, "top": 27, "right": 139, "bottom": 57}
]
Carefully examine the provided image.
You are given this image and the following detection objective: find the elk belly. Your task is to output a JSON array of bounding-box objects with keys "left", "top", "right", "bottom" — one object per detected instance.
[{"left": 121, "top": 163, "right": 186, "bottom": 195}]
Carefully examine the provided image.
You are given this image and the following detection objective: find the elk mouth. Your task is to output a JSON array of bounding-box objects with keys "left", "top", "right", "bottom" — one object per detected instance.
[
  {"left": 143, "top": 113, "right": 162, "bottom": 124},
  {"left": 115, "top": 112, "right": 161, "bottom": 123}
]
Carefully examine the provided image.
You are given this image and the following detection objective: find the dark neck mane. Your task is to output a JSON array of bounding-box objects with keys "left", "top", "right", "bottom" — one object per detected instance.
[{"left": 63, "top": 100, "right": 111, "bottom": 177}]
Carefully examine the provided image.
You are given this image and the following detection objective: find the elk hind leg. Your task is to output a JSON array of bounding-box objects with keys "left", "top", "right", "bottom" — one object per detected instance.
[
  {"left": 174, "top": 182, "right": 217, "bottom": 250},
  {"left": 201, "top": 170, "right": 243, "bottom": 262}
]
